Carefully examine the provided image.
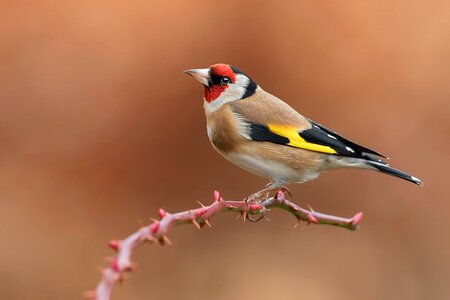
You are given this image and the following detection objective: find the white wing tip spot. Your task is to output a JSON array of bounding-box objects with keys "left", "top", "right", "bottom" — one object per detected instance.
[{"left": 345, "top": 146, "right": 355, "bottom": 153}]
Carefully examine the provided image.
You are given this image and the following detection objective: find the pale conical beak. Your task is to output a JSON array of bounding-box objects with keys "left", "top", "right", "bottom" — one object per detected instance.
[{"left": 184, "top": 68, "right": 210, "bottom": 86}]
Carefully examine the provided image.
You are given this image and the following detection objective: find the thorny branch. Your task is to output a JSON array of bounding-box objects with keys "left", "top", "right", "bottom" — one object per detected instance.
[{"left": 88, "top": 190, "right": 363, "bottom": 300}]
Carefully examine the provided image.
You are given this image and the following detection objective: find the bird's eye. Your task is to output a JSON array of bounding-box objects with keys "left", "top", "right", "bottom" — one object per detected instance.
[{"left": 220, "top": 77, "right": 231, "bottom": 85}]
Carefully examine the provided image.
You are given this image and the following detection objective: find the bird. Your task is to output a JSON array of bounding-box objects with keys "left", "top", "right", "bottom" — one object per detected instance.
[{"left": 184, "top": 63, "right": 422, "bottom": 200}]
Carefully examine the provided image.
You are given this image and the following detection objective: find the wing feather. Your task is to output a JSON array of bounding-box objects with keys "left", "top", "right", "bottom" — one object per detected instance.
[
  {"left": 306, "top": 119, "right": 387, "bottom": 158},
  {"left": 246, "top": 121, "right": 387, "bottom": 163}
]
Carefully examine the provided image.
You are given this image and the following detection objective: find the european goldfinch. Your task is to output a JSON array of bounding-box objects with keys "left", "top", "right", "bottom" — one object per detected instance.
[{"left": 185, "top": 63, "right": 422, "bottom": 198}]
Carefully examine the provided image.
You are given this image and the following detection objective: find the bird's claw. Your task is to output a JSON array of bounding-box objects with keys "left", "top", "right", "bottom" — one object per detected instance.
[
  {"left": 278, "top": 186, "right": 292, "bottom": 200},
  {"left": 240, "top": 196, "right": 270, "bottom": 222},
  {"left": 245, "top": 206, "right": 270, "bottom": 222},
  {"left": 246, "top": 214, "right": 266, "bottom": 222}
]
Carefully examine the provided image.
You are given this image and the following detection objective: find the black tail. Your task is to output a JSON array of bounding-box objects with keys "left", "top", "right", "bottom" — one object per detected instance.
[{"left": 366, "top": 161, "right": 423, "bottom": 186}]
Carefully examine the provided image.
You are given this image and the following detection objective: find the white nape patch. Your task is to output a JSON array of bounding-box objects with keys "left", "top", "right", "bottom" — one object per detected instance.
[
  {"left": 223, "top": 153, "right": 320, "bottom": 185},
  {"left": 327, "top": 134, "right": 337, "bottom": 140},
  {"left": 345, "top": 146, "right": 355, "bottom": 153},
  {"left": 203, "top": 74, "right": 250, "bottom": 113}
]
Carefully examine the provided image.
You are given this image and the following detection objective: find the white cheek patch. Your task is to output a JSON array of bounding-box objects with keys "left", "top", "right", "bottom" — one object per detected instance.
[{"left": 204, "top": 74, "right": 250, "bottom": 113}]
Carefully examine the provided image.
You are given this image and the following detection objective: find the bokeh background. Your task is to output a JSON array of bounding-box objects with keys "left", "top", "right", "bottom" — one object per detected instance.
[{"left": 1, "top": 1, "right": 449, "bottom": 299}]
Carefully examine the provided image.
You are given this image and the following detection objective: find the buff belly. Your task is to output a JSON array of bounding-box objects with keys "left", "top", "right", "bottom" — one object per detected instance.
[{"left": 221, "top": 152, "right": 321, "bottom": 185}]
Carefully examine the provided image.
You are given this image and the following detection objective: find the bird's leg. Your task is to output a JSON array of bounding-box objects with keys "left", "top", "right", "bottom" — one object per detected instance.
[
  {"left": 246, "top": 182, "right": 281, "bottom": 202},
  {"left": 244, "top": 183, "right": 281, "bottom": 222}
]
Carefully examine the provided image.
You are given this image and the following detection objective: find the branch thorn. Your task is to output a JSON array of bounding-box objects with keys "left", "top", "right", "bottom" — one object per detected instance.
[
  {"left": 108, "top": 240, "right": 120, "bottom": 251},
  {"left": 191, "top": 219, "right": 201, "bottom": 229},
  {"left": 214, "top": 190, "right": 221, "bottom": 202},
  {"left": 242, "top": 210, "right": 247, "bottom": 222},
  {"left": 352, "top": 212, "right": 364, "bottom": 227},
  {"left": 306, "top": 213, "right": 318, "bottom": 224},
  {"left": 162, "top": 235, "right": 172, "bottom": 246}
]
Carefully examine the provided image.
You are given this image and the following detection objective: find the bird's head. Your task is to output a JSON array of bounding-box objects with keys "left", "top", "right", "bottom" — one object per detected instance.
[{"left": 185, "top": 63, "right": 257, "bottom": 111}]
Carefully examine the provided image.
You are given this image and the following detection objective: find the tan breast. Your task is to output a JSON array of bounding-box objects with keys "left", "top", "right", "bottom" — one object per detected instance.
[{"left": 205, "top": 104, "right": 245, "bottom": 153}]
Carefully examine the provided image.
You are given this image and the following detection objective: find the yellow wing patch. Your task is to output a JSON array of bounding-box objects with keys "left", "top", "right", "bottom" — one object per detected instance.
[{"left": 267, "top": 124, "right": 337, "bottom": 154}]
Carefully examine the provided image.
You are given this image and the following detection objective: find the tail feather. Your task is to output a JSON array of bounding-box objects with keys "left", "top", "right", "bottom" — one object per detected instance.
[{"left": 366, "top": 161, "right": 423, "bottom": 186}]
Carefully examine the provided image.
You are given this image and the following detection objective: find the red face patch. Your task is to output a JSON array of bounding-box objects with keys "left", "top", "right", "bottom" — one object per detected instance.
[
  {"left": 204, "top": 85, "right": 227, "bottom": 102},
  {"left": 204, "top": 64, "right": 236, "bottom": 103}
]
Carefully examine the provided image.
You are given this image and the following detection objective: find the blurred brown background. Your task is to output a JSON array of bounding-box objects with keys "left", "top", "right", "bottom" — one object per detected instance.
[{"left": 1, "top": 0, "right": 449, "bottom": 299}]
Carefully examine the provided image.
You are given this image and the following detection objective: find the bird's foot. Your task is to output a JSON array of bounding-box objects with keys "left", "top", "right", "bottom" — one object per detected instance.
[
  {"left": 275, "top": 186, "right": 292, "bottom": 204},
  {"left": 246, "top": 213, "right": 269, "bottom": 223},
  {"left": 241, "top": 183, "right": 281, "bottom": 222},
  {"left": 275, "top": 185, "right": 292, "bottom": 202},
  {"left": 242, "top": 197, "right": 270, "bottom": 222},
  {"left": 240, "top": 196, "right": 264, "bottom": 222}
]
